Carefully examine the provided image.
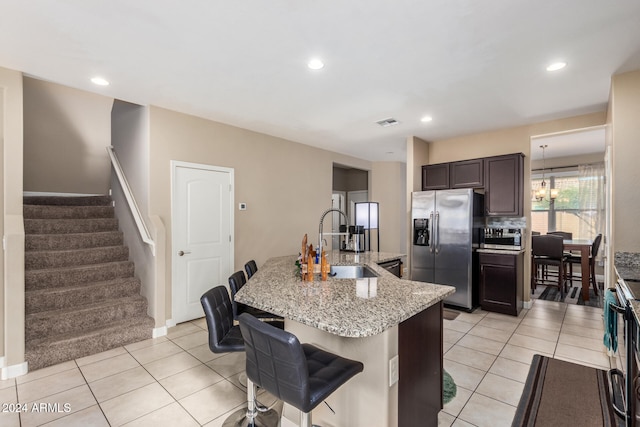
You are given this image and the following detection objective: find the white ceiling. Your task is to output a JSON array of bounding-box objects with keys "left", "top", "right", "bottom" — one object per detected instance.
[{"left": 1, "top": 1, "right": 639, "bottom": 162}]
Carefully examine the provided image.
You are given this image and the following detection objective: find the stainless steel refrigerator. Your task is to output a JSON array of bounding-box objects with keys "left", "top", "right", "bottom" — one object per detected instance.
[{"left": 411, "top": 189, "right": 484, "bottom": 310}]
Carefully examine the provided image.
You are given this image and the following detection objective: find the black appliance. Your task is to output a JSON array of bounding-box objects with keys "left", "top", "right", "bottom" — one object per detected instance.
[
  {"left": 378, "top": 259, "right": 403, "bottom": 278},
  {"left": 610, "top": 277, "right": 640, "bottom": 426}
]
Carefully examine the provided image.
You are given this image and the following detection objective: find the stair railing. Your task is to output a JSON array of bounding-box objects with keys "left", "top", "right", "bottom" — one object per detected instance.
[{"left": 107, "top": 146, "right": 156, "bottom": 256}]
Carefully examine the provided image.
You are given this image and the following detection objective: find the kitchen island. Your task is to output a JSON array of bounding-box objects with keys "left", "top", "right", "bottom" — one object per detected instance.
[{"left": 235, "top": 251, "right": 454, "bottom": 427}]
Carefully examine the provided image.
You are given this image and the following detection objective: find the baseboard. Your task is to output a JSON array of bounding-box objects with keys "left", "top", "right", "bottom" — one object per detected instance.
[
  {"left": 166, "top": 319, "right": 177, "bottom": 328},
  {"left": 152, "top": 326, "right": 168, "bottom": 338},
  {"left": 523, "top": 300, "right": 533, "bottom": 309},
  {"left": 1, "top": 361, "right": 28, "bottom": 380}
]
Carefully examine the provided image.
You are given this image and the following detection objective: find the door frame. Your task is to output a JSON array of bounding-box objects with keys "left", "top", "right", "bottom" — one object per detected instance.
[{"left": 170, "top": 160, "right": 235, "bottom": 325}]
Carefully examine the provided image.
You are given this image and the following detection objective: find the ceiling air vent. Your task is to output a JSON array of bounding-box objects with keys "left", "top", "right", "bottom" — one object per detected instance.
[{"left": 376, "top": 118, "right": 399, "bottom": 127}]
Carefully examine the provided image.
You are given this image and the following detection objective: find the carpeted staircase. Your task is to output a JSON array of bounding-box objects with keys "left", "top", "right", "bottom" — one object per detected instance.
[{"left": 24, "top": 195, "right": 154, "bottom": 370}]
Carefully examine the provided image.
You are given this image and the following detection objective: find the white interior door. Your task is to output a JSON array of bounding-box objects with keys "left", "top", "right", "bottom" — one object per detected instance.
[{"left": 172, "top": 162, "right": 234, "bottom": 323}]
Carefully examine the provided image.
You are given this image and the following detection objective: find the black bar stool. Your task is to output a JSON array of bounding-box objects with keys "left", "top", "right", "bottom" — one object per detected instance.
[
  {"left": 238, "top": 313, "right": 364, "bottom": 427},
  {"left": 228, "top": 271, "right": 283, "bottom": 322},
  {"left": 200, "top": 286, "right": 282, "bottom": 427},
  {"left": 245, "top": 260, "right": 258, "bottom": 279}
]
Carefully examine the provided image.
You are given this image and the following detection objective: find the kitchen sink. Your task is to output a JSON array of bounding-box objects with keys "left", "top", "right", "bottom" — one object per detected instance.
[{"left": 329, "top": 265, "right": 378, "bottom": 279}]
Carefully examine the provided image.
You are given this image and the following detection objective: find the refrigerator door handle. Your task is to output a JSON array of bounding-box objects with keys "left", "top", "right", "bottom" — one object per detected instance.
[
  {"left": 435, "top": 211, "right": 440, "bottom": 254},
  {"left": 429, "top": 211, "right": 435, "bottom": 253}
]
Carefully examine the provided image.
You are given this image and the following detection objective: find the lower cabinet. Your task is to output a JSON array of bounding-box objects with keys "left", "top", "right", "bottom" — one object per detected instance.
[{"left": 479, "top": 251, "right": 523, "bottom": 316}]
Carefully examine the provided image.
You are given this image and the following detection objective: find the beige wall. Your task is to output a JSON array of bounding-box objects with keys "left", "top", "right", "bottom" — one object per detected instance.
[
  {"left": 1, "top": 66, "right": 25, "bottom": 376},
  {"left": 23, "top": 77, "right": 112, "bottom": 194},
  {"left": 424, "top": 112, "right": 607, "bottom": 299},
  {"left": 610, "top": 70, "right": 640, "bottom": 253},
  {"left": 371, "top": 161, "right": 407, "bottom": 254},
  {"left": 147, "top": 106, "right": 379, "bottom": 321}
]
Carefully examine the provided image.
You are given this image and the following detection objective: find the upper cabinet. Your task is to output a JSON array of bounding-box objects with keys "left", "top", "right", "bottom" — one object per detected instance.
[
  {"left": 422, "top": 163, "right": 449, "bottom": 190},
  {"left": 484, "top": 153, "right": 524, "bottom": 217},
  {"left": 421, "top": 153, "right": 524, "bottom": 217},
  {"left": 450, "top": 159, "right": 484, "bottom": 188}
]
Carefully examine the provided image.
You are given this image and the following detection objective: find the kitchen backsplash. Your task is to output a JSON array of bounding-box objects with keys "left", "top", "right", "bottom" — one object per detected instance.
[
  {"left": 615, "top": 252, "right": 640, "bottom": 269},
  {"left": 485, "top": 217, "right": 527, "bottom": 229}
]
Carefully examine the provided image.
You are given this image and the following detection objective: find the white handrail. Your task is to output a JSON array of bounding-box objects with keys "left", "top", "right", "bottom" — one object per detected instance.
[{"left": 106, "top": 146, "right": 155, "bottom": 256}]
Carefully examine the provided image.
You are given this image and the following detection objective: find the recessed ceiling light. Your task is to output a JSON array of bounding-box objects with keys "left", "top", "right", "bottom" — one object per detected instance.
[
  {"left": 546, "top": 62, "right": 567, "bottom": 72},
  {"left": 421, "top": 116, "right": 433, "bottom": 123},
  {"left": 307, "top": 59, "right": 324, "bottom": 70},
  {"left": 91, "top": 77, "right": 110, "bottom": 86}
]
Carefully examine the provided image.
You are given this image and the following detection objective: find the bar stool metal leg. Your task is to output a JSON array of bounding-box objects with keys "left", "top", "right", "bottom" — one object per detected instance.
[
  {"left": 222, "top": 379, "right": 282, "bottom": 427},
  {"left": 300, "top": 411, "right": 312, "bottom": 427}
]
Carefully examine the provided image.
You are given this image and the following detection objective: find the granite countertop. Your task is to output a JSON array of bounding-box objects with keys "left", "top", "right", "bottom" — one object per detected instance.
[
  {"left": 235, "top": 251, "right": 454, "bottom": 338},
  {"left": 614, "top": 252, "right": 640, "bottom": 321},
  {"left": 615, "top": 252, "right": 640, "bottom": 282}
]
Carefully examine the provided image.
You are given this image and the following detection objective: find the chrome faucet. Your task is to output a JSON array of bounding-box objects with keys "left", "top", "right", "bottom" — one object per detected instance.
[{"left": 318, "top": 208, "right": 348, "bottom": 256}]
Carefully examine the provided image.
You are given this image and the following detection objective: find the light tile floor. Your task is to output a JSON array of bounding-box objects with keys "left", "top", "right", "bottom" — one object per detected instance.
[
  {"left": 439, "top": 299, "right": 611, "bottom": 427},
  {"left": 0, "top": 299, "right": 609, "bottom": 427}
]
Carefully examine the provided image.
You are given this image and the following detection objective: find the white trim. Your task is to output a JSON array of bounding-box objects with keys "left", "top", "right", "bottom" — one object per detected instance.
[
  {"left": 530, "top": 124, "right": 606, "bottom": 141},
  {"left": 0, "top": 356, "right": 4, "bottom": 368},
  {"left": 166, "top": 318, "right": 177, "bottom": 328},
  {"left": 1, "top": 361, "right": 28, "bottom": 380},
  {"left": 152, "top": 326, "right": 168, "bottom": 338},
  {"left": 170, "top": 161, "right": 235, "bottom": 324},
  {"left": 523, "top": 300, "right": 533, "bottom": 309}
]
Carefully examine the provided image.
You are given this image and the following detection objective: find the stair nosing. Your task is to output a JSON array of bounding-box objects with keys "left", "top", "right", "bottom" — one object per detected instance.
[{"left": 26, "top": 295, "right": 147, "bottom": 319}]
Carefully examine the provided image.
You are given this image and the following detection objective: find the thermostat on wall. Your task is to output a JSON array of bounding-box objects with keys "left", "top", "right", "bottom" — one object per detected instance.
[{"left": 239, "top": 203, "right": 247, "bottom": 211}]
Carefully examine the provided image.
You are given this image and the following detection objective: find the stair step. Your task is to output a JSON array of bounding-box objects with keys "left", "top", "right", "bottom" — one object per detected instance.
[
  {"left": 24, "top": 205, "right": 115, "bottom": 220},
  {"left": 26, "top": 296, "right": 148, "bottom": 341},
  {"left": 25, "top": 277, "right": 142, "bottom": 314},
  {"left": 25, "top": 246, "right": 129, "bottom": 270},
  {"left": 22, "top": 194, "right": 153, "bottom": 371},
  {"left": 25, "top": 261, "right": 135, "bottom": 290},
  {"left": 25, "top": 315, "right": 154, "bottom": 371},
  {"left": 24, "top": 195, "right": 113, "bottom": 206},
  {"left": 25, "top": 218, "right": 119, "bottom": 234},
  {"left": 25, "top": 231, "right": 124, "bottom": 251}
]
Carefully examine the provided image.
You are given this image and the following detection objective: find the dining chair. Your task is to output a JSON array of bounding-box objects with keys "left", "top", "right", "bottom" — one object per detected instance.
[
  {"left": 531, "top": 234, "right": 568, "bottom": 298},
  {"left": 566, "top": 234, "right": 602, "bottom": 295},
  {"left": 547, "top": 231, "right": 572, "bottom": 239}
]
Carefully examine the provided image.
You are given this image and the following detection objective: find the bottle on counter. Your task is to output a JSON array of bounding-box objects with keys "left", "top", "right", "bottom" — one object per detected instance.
[{"left": 514, "top": 230, "right": 521, "bottom": 247}]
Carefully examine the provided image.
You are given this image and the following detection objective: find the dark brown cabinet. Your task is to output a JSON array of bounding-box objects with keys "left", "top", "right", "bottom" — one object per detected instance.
[
  {"left": 450, "top": 159, "right": 484, "bottom": 188},
  {"left": 479, "top": 251, "right": 523, "bottom": 316},
  {"left": 421, "top": 152, "right": 523, "bottom": 217},
  {"left": 422, "top": 164, "right": 449, "bottom": 190},
  {"left": 484, "top": 153, "right": 524, "bottom": 217}
]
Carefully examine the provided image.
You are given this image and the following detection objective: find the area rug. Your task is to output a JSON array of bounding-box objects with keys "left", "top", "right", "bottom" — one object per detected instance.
[
  {"left": 512, "top": 354, "right": 617, "bottom": 427},
  {"left": 443, "top": 369, "right": 456, "bottom": 404},
  {"left": 532, "top": 281, "right": 604, "bottom": 308}
]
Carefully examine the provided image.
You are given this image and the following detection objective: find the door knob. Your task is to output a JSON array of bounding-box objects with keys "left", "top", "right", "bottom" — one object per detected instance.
[{"left": 178, "top": 250, "right": 191, "bottom": 256}]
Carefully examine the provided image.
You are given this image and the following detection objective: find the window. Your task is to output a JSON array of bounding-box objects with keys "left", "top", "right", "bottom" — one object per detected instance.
[{"left": 531, "top": 165, "right": 604, "bottom": 239}]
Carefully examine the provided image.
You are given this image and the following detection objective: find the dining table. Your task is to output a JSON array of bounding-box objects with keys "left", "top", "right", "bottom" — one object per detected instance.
[{"left": 563, "top": 238, "right": 594, "bottom": 301}]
